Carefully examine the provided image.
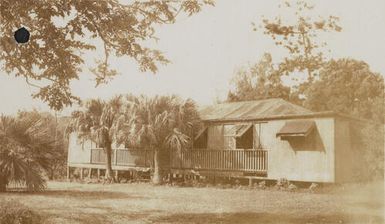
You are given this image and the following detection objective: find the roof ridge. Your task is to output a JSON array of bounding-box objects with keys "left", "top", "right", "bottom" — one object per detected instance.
[
  {"left": 216, "top": 98, "right": 282, "bottom": 105},
  {"left": 199, "top": 98, "right": 313, "bottom": 121},
  {"left": 215, "top": 98, "right": 311, "bottom": 112}
]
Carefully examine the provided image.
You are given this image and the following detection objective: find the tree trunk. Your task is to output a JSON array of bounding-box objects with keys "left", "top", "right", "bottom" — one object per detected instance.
[
  {"left": 0, "top": 174, "right": 7, "bottom": 192},
  {"left": 105, "top": 144, "right": 115, "bottom": 183},
  {"left": 152, "top": 149, "right": 163, "bottom": 185}
]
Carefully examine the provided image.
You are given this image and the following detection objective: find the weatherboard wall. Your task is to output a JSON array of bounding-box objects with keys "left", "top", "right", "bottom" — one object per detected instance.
[
  {"left": 262, "top": 117, "right": 335, "bottom": 183},
  {"left": 206, "top": 117, "right": 336, "bottom": 183},
  {"left": 67, "top": 132, "right": 96, "bottom": 165}
]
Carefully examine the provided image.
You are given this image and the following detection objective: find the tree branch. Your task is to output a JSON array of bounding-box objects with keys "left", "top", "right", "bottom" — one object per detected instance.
[{"left": 25, "top": 76, "right": 43, "bottom": 89}]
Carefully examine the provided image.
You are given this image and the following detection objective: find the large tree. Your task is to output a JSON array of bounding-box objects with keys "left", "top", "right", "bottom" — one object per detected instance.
[
  {"left": 229, "top": 0, "right": 342, "bottom": 104},
  {"left": 0, "top": 0, "right": 214, "bottom": 110},
  {"left": 256, "top": 0, "right": 341, "bottom": 98},
  {"left": 228, "top": 53, "right": 290, "bottom": 102},
  {"left": 67, "top": 96, "right": 129, "bottom": 182},
  {"left": 125, "top": 95, "right": 200, "bottom": 184},
  {"left": 305, "top": 59, "right": 385, "bottom": 181},
  {"left": 304, "top": 59, "right": 385, "bottom": 123}
]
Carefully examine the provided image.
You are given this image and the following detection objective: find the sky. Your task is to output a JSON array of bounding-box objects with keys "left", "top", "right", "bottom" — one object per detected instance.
[{"left": 1, "top": 0, "right": 385, "bottom": 116}]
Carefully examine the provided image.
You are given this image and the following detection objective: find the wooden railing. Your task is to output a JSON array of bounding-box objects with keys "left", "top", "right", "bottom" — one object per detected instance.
[
  {"left": 90, "top": 148, "right": 268, "bottom": 172},
  {"left": 171, "top": 149, "right": 268, "bottom": 172},
  {"left": 90, "top": 148, "right": 153, "bottom": 167}
]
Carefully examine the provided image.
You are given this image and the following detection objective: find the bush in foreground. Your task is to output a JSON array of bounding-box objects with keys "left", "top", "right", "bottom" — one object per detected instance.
[
  {"left": 0, "top": 200, "right": 43, "bottom": 224},
  {"left": 0, "top": 113, "right": 53, "bottom": 192}
]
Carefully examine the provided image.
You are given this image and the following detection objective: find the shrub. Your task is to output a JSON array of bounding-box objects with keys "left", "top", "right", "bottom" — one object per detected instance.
[
  {"left": 288, "top": 183, "right": 297, "bottom": 191},
  {"left": 309, "top": 183, "right": 319, "bottom": 192},
  {"left": 275, "top": 178, "right": 289, "bottom": 189},
  {"left": 0, "top": 200, "right": 43, "bottom": 224},
  {"left": 253, "top": 181, "right": 266, "bottom": 189},
  {"left": 0, "top": 114, "right": 51, "bottom": 192}
]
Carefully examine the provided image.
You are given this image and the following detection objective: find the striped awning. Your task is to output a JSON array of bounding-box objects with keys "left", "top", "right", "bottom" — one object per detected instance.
[
  {"left": 194, "top": 127, "right": 208, "bottom": 141},
  {"left": 226, "top": 124, "right": 253, "bottom": 138},
  {"left": 276, "top": 120, "right": 315, "bottom": 138}
]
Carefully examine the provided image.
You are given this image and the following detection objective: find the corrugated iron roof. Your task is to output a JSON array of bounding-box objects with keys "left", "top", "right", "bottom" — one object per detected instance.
[{"left": 199, "top": 98, "right": 313, "bottom": 121}]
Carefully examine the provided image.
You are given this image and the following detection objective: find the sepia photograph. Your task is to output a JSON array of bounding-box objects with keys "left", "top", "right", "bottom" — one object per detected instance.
[{"left": 0, "top": 0, "right": 384, "bottom": 223}]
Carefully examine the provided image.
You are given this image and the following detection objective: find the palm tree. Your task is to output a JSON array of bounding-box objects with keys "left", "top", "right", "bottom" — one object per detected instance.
[
  {"left": 0, "top": 113, "right": 54, "bottom": 192},
  {"left": 67, "top": 95, "right": 129, "bottom": 182},
  {"left": 126, "top": 95, "right": 200, "bottom": 184}
]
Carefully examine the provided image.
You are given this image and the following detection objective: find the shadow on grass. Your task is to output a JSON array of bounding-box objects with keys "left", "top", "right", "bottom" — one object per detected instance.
[
  {"left": 9, "top": 190, "right": 145, "bottom": 200},
  {"left": 43, "top": 210, "right": 159, "bottom": 224},
  {"left": 151, "top": 212, "right": 384, "bottom": 224},
  {"left": 44, "top": 213, "right": 111, "bottom": 224}
]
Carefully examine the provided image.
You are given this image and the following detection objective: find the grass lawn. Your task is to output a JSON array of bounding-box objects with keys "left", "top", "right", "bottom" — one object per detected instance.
[{"left": 1, "top": 181, "right": 383, "bottom": 224}]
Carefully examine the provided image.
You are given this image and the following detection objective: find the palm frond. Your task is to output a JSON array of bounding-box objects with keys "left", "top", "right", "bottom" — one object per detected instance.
[
  {"left": 24, "top": 166, "right": 47, "bottom": 192},
  {"left": 165, "top": 128, "right": 190, "bottom": 152},
  {"left": 127, "top": 95, "right": 200, "bottom": 151},
  {"left": 0, "top": 113, "right": 55, "bottom": 191}
]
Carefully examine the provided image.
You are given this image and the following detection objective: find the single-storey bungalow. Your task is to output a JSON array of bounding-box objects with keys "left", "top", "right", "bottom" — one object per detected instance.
[
  {"left": 67, "top": 98, "right": 368, "bottom": 183},
  {"left": 190, "top": 98, "right": 367, "bottom": 183}
]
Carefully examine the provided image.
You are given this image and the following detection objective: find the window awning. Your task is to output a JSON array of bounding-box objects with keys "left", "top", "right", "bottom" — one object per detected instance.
[
  {"left": 235, "top": 124, "right": 253, "bottom": 137},
  {"left": 225, "top": 124, "right": 253, "bottom": 138},
  {"left": 194, "top": 127, "right": 208, "bottom": 141},
  {"left": 276, "top": 120, "right": 315, "bottom": 138}
]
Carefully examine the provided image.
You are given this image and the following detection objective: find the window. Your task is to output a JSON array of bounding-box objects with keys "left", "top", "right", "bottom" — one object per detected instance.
[
  {"left": 224, "top": 124, "right": 253, "bottom": 149},
  {"left": 254, "top": 123, "right": 264, "bottom": 149},
  {"left": 224, "top": 125, "right": 236, "bottom": 149},
  {"left": 193, "top": 127, "right": 208, "bottom": 149}
]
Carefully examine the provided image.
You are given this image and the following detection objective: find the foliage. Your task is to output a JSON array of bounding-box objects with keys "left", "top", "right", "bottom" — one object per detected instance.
[
  {"left": 227, "top": 53, "right": 291, "bottom": 102},
  {"left": 124, "top": 95, "right": 201, "bottom": 184},
  {"left": 67, "top": 96, "right": 124, "bottom": 145},
  {"left": 234, "top": 1, "right": 384, "bottom": 125},
  {"left": 231, "top": 0, "right": 343, "bottom": 104},
  {"left": 257, "top": 0, "right": 341, "bottom": 83},
  {"left": 0, "top": 0, "right": 214, "bottom": 110},
  {"left": 355, "top": 124, "right": 384, "bottom": 180},
  {"left": 18, "top": 110, "right": 68, "bottom": 180},
  {"left": 275, "top": 178, "right": 290, "bottom": 190},
  {"left": 0, "top": 111, "right": 58, "bottom": 192},
  {"left": 67, "top": 94, "right": 201, "bottom": 184},
  {"left": 126, "top": 95, "right": 200, "bottom": 152},
  {"left": 304, "top": 59, "right": 385, "bottom": 123},
  {"left": 0, "top": 200, "right": 43, "bottom": 224},
  {"left": 66, "top": 95, "right": 129, "bottom": 182},
  {"left": 49, "top": 116, "right": 70, "bottom": 180}
]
